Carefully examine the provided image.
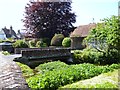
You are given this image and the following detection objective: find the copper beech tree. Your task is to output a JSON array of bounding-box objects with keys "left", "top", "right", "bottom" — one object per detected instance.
[{"left": 23, "top": 0, "right": 76, "bottom": 38}]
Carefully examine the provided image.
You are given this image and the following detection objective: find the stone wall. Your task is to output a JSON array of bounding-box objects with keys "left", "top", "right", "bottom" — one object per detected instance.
[
  {"left": 14, "top": 48, "right": 71, "bottom": 68},
  {"left": 71, "top": 37, "right": 85, "bottom": 50},
  {"left": 22, "top": 48, "right": 71, "bottom": 58},
  {"left": 0, "top": 45, "right": 14, "bottom": 53}
]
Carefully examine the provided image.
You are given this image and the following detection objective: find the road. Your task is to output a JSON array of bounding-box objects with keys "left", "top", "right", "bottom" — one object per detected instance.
[{"left": 0, "top": 52, "right": 29, "bottom": 89}]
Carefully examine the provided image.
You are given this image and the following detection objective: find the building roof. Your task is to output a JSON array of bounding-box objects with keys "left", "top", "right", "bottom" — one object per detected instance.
[
  {"left": 70, "top": 23, "right": 96, "bottom": 37},
  {"left": 2, "top": 27, "right": 18, "bottom": 39},
  {"left": 0, "top": 30, "right": 7, "bottom": 40}
]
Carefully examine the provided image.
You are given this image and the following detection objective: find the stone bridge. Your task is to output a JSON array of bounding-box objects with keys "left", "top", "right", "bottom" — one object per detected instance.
[
  {"left": 0, "top": 53, "right": 29, "bottom": 89},
  {"left": 0, "top": 47, "right": 72, "bottom": 88},
  {"left": 14, "top": 47, "right": 72, "bottom": 69}
]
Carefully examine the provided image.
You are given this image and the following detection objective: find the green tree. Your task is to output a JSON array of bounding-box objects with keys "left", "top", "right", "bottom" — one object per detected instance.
[
  {"left": 84, "top": 16, "right": 120, "bottom": 63},
  {"left": 23, "top": 0, "right": 76, "bottom": 39}
]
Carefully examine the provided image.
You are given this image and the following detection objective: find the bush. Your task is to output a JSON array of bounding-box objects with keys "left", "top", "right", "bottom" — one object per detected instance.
[
  {"left": 51, "top": 34, "right": 64, "bottom": 46},
  {"left": 28, "top": 39, "right": 36, "bottom": 48},
  {"left": 35, "top": 61, "right": 68, "bottom": 74},
  {"left": 36, "top": 40, "right": 47, "bottom": 48},
  {"left": 2, "top": 51, "right": 10, "bottom": 55},
  {"left": 16, "top": 62, "right": 34, "bottom": 78},
  {"left": 59, "top": 70, "right": 119, "bottom": 89},
  {"left": 0, "top": 39, "right": 14, "bottom": 43},
  {"left": 104, "top": 49, "right": 120, "bottom": 64},
  {"left": 12, "top": 40, "right": 28, "bottom": 48},
  {"left": 62, "top": 37, "right": 71, "bottom": 47},
  {"left": 73, "top": 47, "right": 104, "bottom": 64},
  {"left": 0, "top": 39, "right": 3, "bottom": 43},
  {"left": 73, "top": 47, "right": 120, "bottom": 65},
  {"left": 42, "top": 38, "right": 51, "bottom": 46},
  {"left": 26, "top": 61, "right": 120, "bottom": 90}
]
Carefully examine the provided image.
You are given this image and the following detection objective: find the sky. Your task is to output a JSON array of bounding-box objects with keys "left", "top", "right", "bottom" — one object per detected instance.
[{"left": 0, "top": 0, "right": 119, "bottom": 32}]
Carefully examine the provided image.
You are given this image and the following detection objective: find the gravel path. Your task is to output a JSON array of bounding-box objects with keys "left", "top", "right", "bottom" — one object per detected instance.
[{"left": 0, "top": 52, "right": 29, "bottom": 89}]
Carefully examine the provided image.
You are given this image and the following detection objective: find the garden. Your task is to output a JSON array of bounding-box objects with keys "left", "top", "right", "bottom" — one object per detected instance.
[
  {"left": 0, "top": 0, "right": 120, "bottom": 89},
  {"left": 1, "top": 15, "right": 120, "bottom": 89}
]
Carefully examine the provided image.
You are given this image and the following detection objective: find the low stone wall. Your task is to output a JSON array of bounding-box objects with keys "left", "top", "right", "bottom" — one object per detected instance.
[
  {"left": 14, "top": 48, "right": 72, "bottom": 68},
  {"left": 14, "top": 47, "right": 57, "bottom": 54},
  {"left": 14, "top": 48, "right": 30, "bottom": 54},
  {"left": 0, "top": 45, "right": 14, "bottom": 53},
  {"left": 22, "top": 48, "right": 71, "bottom": 58}
]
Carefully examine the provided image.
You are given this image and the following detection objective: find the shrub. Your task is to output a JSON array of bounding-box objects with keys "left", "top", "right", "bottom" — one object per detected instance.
[
  {"left": 42, "top": 38, "right": 51, "bottom": 46},
  {"left": 62, "top": 37, "right": 71, "bottom": 47},
  {"left": 35, "top": 61, "right": 68, "bottom": 74},
  {"left": 59, "top": 70, "right": 119, "bottom": 89},
  {"left": 0, "top": 39, "right": 3, "bottom": 43},
  {"left": 2, "top": 51, "right": 10, "bottom": 55},
  {"left": 12, "top": 40, "right": 28, "bottom": 48},
  {"left": 73, "top": 47, "right": 120, "bottom": 65},
  {"left": 28, "top": 39, "right": 36, "bottom": 48},
  {"left": 16, "top": 62, "right": 34, "bottom": 78},
  {"left": 104, "top": 49, "right": 120, "bottom": 64},
  {"left": 26, "top": 61, "right": 120, "bottom": 90},
  {"left": 0, "top": 39, "right": 14, "bottom": 43},
  {"left": 36, "top": 40, "right": 47, "bottom": 48},
  {"left": 109, "top": 63, "right": 120, "bottom": 69},
  {"left": 51, "top": 34, "right": 64, "bottom": 46},
  {"left": 73, "top": 47, "right": 104, "bottom": 64}
]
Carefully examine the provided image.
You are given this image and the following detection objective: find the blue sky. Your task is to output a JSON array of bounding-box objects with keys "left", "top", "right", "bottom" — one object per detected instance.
[{"left": 0, "top": 0, "right": 119, "bottom": 32}]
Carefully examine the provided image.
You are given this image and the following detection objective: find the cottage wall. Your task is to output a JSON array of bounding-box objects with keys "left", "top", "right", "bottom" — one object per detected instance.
[{"left": 71, "top": 37, "right": 85, "bottom": 50}]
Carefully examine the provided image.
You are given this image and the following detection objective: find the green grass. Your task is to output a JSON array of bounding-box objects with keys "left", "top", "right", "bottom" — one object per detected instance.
[
  {"left": 58, "top": 69, "right": 120, "bottom": 89},
  {"left": 16, "top": 62, "right": 34, "bottom": 78}
]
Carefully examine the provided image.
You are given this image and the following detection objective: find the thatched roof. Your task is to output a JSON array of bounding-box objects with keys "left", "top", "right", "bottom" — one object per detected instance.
[{"left": 70, "top": 23, "right": 96, "bottom": 37}]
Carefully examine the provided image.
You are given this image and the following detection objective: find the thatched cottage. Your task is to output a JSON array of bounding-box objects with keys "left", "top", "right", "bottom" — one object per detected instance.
[{"left": 70, "top": 23, "right": 96, "bottom": 49}]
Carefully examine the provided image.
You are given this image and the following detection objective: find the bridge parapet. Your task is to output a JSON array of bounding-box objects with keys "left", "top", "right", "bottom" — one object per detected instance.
[
  {"left": 22, "top": 48, "right": 71, "bottom": 58},
  {"left": 14, "top": 48, "right": 72, "bottom": 68}
]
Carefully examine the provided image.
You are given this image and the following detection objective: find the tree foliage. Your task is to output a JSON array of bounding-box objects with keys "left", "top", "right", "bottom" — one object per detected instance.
[
  {"left": 84, "top": 16, "right": 120, "bottom": 62},
  {"left": 23, "top": 0, "right": 76, "bottom": 39}
]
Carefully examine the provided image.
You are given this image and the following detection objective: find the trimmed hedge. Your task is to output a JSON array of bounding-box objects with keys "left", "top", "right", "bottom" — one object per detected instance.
[
  {"left": 62, "top": 37, "right": 71, "bottom": 47},
  {"left": 12, "top": 40, "right": 28, "bottom": 48},
  {"left": 36, "top": 40, "right": 47, "bottom": 48},
  {"left": 59, "top": 69, "right": 119, "bottom": 89},
  {"left": 35, "top": 61, "right": 68, "bottom": 74},
  {"left": 51, "top": 34, "right": 64, "bottom": 46},
  {"left": 28, "top": 39, "right": 36, "bottom": 48},
  {"left": 26, "top": 61, "right": 120, "bottom": 90}
]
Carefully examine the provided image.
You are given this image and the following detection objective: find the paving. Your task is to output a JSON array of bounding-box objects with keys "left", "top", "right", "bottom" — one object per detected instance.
[{"left": 0, "top": 52, "right": 30, "bottom": 89}]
